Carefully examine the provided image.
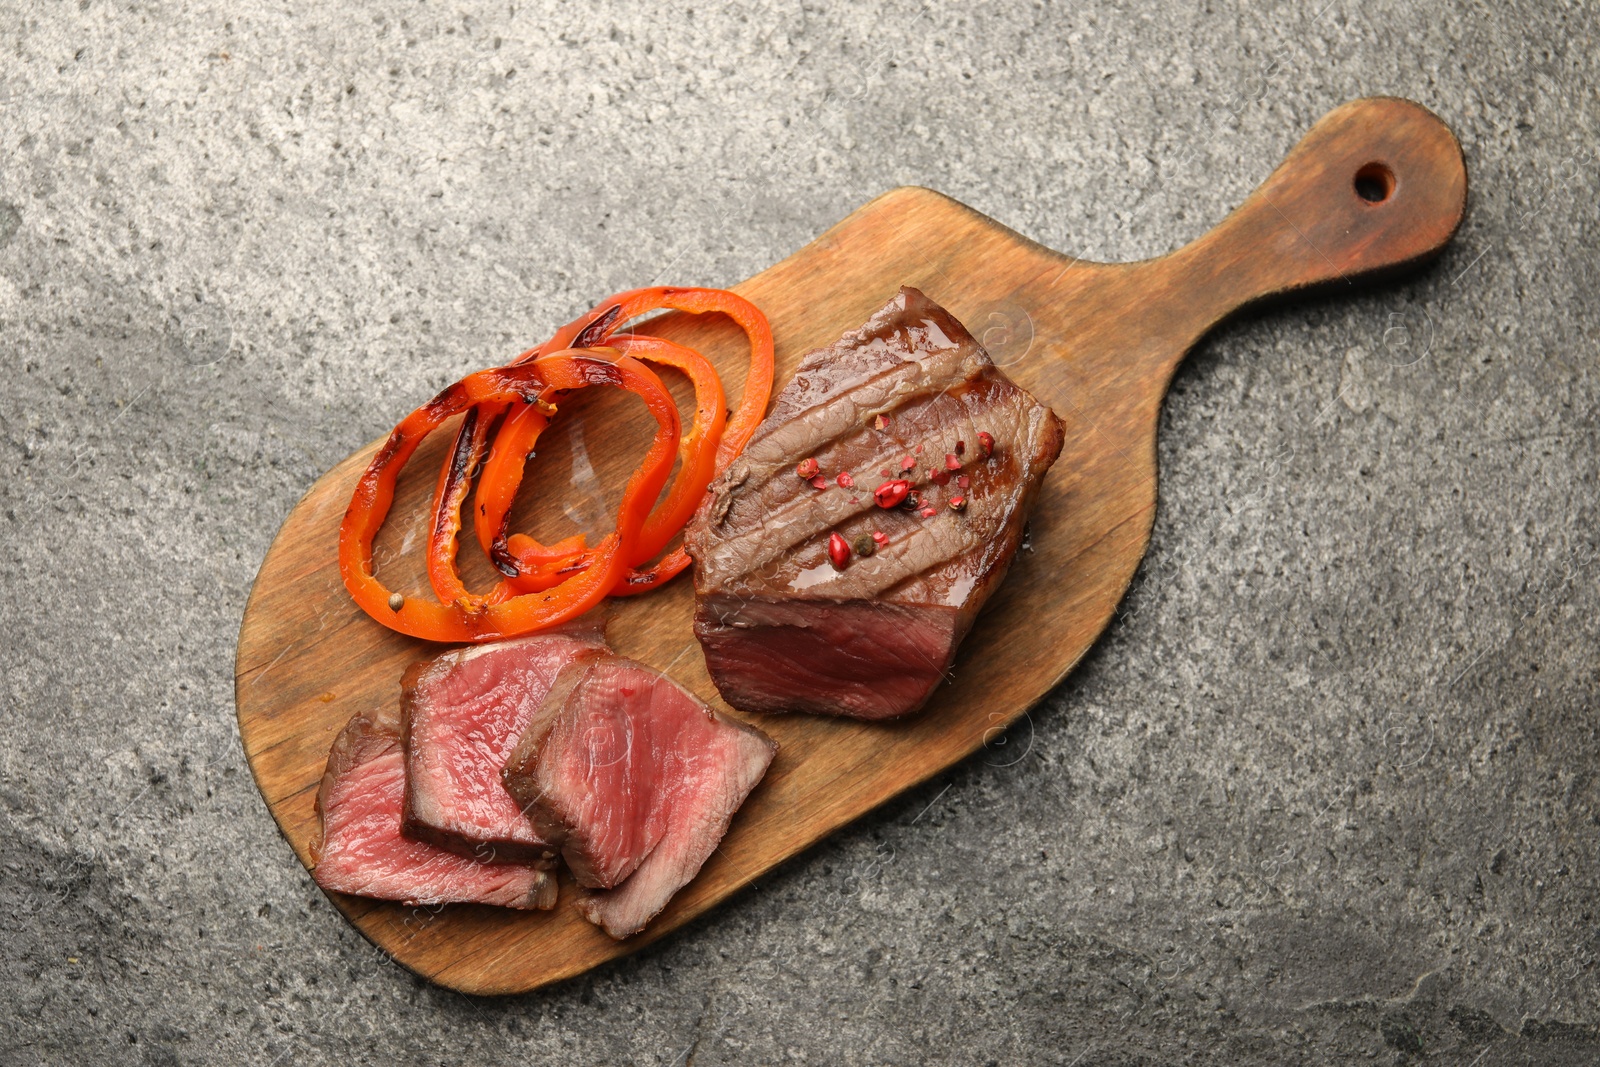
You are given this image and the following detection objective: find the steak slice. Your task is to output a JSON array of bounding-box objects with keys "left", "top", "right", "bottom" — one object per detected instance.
[
  {"left": 313, "top": 705, "right": 556, "bottom": 909},
  {"left": 401, "top": 624, "right": 607, "bottom": 864},
  {"left": 501, "top": 654, "right": 777, "bottom": 938},
  {"left": 684, "top": 286, "right": 1064, "bottom": 720}
]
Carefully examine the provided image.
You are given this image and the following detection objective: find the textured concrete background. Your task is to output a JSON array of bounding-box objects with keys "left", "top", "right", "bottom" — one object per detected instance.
[{"left": 2, "top": 1, "right": 1597, "bottom": 1063}]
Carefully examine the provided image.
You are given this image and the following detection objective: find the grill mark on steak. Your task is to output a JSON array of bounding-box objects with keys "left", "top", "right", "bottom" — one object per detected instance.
[
  {"left": 698, "top": 347, "right": 984, "bottom": 534},
  {"left": 696, "top": 366, "right": 1047, "bottom": 601},
  {"left": 685, "top": 286, "right": 1064, "bottom": 720}
]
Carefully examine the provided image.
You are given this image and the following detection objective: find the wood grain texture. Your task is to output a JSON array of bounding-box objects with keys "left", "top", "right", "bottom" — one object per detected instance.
[{"left": 235, "top": 97, "right": 1466, "bottom": 994}]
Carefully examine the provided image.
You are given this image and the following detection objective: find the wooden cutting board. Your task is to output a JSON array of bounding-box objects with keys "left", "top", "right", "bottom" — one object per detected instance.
[{"left": 235, "top": 97, "right": 1466, "bottom": 995}]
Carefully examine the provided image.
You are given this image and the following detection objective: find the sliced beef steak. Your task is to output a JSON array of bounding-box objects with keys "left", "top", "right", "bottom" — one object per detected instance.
[
  {"left": 684, "top": 286, "right": 1064, "bottom": 720},
  {"left": 313, "top": 705, "right": 556, "bottom": 909},
  {"left": 501, "top": 654, "right": 776, "bottom": 938},
  {"left": 401, "top": 625, "right": 606, "bottom": 864}
]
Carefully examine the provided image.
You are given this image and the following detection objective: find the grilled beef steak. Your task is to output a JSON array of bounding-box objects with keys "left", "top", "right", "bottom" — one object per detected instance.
[
  {"left": 502, "top": 654, "right": 776, "bottom": 938},
  {"left": 684, "top": 287, "right": 1064, "bottom": 720},
  {"left": 401, "top": 625, "right": 606, "bottom": 864},
  {"left": 313, "top": 706, "right": 556, "bottom": 909}
]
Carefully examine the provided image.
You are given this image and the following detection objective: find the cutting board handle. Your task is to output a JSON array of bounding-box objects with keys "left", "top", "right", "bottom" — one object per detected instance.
[{"left": 1161, "top": 97, "right": 1467, "bottom": 326}]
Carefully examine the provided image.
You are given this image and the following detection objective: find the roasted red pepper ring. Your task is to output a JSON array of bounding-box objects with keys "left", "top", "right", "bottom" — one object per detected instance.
[
  {"left": 485, "top": 334, "right": 727, "bottom": 594},
  {"left": 423, "top": 348, "right": 687, "bottom": 614},
  {"left": 340, "top": 351, "right": 680, "bottom": 643},
  {"left": 509, "top": 286, "right": 773, "bottom": 468},
  {"left": 421, "top": 299, "right": 624, "bottom": 604},
  {"left": 469, "top": 286, "right": 772, "bottom": 588}
]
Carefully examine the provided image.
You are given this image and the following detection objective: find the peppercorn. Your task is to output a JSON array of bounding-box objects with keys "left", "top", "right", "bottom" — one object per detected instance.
[
  {"left": 873, "top": 479, "right": 912, "bottom": 508},
  {"left": 827, "top": 532, "right": 850, "bottom": 570}
]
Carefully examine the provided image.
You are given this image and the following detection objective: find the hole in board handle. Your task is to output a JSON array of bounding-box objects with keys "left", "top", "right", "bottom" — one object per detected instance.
[{"left": 1354, "top": 162, "right": 1395, "bottom": 204}]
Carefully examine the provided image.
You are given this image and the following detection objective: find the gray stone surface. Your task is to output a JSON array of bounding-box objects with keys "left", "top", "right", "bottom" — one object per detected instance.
[{"left": 2, "top": 0, "right": 1597, "bottom": 1063}]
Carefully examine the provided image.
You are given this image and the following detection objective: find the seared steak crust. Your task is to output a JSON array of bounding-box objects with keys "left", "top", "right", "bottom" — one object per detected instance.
[{"left": 685, "top": 287, "right": 1063, "bottom": 720}]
